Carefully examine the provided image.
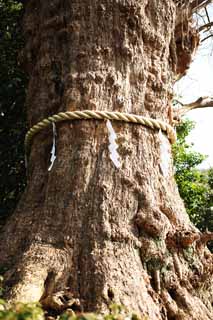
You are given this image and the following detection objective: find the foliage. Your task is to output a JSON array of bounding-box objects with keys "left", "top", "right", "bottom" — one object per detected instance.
[
  {"left": 173, "top": 120, "right": 206, "bottom": 224},
  {"left": 0, "top": 0, "right": 27, "bottom": 228},
  {"left": 173, "top": 119, "right": 213, "bottom": 250},
  {"left": 196, "top": 168, "right": 213, "bottom": 233},
  {"left": 0, "top": 302, "right": 44, "bottom": 320},
  {"left": 0, "top": 302, "right": 146, "bottom": 320},
  {"left": 60, "top": 305, "right": 143, "bottom": 320},
  {"left": 0, "top": 276, "right": 3, "bottom": 298}
]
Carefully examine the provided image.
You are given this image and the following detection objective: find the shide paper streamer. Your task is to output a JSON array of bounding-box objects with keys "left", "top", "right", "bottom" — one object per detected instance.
[
  {"left": 48, "top": 122, "right": 57, "bottom": 171},
  {"left": 106, "top": 120, "right": 121, "bottom": 169},
  {"left": 159, "top": 130, "right": 170, "bottom": 177}
]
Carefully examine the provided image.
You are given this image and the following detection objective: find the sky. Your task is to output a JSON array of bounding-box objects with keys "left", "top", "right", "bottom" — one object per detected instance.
[{"left": 174, "top": 7, "right": 213, "bottom": 169}]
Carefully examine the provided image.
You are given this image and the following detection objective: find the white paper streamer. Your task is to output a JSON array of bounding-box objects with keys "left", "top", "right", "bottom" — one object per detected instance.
[
  {"left": 106, "top": 120, "right": 121, "bottom": 169},
  {"left": 159, "top": 130, "right": 170, "bottom": 177},
  {"left": 48, "top": 122, "right": 57, "bottom": 171}
]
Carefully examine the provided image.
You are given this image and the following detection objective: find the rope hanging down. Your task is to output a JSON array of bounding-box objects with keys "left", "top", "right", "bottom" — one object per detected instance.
[{"left": 25, "top": 110, "right": 176, "bottom": 152}]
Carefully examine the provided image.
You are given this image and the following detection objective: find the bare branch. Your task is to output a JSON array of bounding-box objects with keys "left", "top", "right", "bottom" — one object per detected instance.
[
  {"left": 175, "top": 96, "right": 213, "bottom": 117},
  {"left": 191, "top": 0, "right": 213, "bottom": 12},
  {"left": 174, "top": 0, "right": 212, "bottom": 11},
  {"left": 184, "top": 96, "right": 213, "bottom": 108},
  {"left": 195, "top": 5, "right": 213, "bottom": 42},
  {"left": 198, "top": 21, "right": 213, "bottom": 32},
  {"left": 201, "top": 33, "right": 213, "bottom": 41},
  {"left": 205, "top": 7, "right": 211, "bottom": 24},
  {"left": 173, "top": 99, "right": 184, "bottom": 106}
]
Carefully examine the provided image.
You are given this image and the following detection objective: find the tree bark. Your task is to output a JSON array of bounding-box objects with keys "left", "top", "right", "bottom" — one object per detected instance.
[{"left": 0, "top": 0, "right": 212, "bottom": 319}]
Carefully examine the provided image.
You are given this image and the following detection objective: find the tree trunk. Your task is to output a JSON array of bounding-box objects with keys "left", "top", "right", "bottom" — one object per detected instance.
[{"left": 0, "top": 1, "right": 212, "bottom": 319}]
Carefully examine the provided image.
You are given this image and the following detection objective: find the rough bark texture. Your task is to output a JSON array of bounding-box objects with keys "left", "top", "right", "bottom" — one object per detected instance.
[{"left": 0, "top": 1, "right": 212, "bottom": 319}]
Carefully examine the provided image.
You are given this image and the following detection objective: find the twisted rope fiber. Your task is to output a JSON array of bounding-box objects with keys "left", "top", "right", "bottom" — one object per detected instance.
[{"left": 25, "top": 110, "right": 176, "bottom": 151}]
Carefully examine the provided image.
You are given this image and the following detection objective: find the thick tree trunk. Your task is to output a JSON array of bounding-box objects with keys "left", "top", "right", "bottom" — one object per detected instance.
[{"left": 0, "top": 1, "right": 212, "bottom": 319}]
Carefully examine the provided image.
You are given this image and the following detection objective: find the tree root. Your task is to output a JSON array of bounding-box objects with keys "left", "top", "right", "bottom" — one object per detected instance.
[
  {"left": 2, "top": 242, "right": 77, "bottom": 313},
  {"left": 4, "top": 261, "right": 48, "bottom": 304},
  {"left": 41, "top": 290, "right": 81, "bottom": 312}
]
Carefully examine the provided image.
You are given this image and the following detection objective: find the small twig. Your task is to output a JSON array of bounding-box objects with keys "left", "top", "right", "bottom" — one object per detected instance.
[
  {"left": 192, "top": 0, "right": 213, "bottom": 13},
  {"left": 201, "top": 33, "right": 213, "bottom": 42},
  {"left": 198, "top": 21, "right": 213, "bottom": 32},
  {"left": 205, "top": 7, "right": 211, "bottom": 24},
  {"left": 173, "top": 99, "right": 184, "bottom": 107}
]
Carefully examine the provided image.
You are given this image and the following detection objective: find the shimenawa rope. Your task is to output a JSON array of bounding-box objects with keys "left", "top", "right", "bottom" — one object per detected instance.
[{"left": 25, "top": 110, "right": 176, "bottom": 152}]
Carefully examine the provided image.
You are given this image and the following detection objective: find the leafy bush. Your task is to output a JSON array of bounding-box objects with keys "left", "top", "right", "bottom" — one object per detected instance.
[
  {"left": 0, "top": 302, "right": 145, "bottom": 320},
  {"left": 60, "top": 305, "right": 143, "bottom": 320},
  {"left": 0, "top": 301, "right": 44, "bottom": 320},
  {"left": 173, "top": 119, "right": 213, "bottom": 250}
]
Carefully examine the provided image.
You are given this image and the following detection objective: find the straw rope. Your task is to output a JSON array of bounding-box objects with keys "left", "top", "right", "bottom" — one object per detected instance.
[{"left": 25, "top": 110, "right": 176, "bottom": 151}]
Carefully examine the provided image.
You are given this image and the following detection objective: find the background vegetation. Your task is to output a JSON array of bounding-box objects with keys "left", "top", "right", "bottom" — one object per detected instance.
[
  {"left": 0, "top": 300, "right": 142, "bottom": 320},
  {"left": 0, "top": 0, "right": 27, "bottom": 228},
  {"left": 173, "top": 119, "right": 213, "bottom": 240}
]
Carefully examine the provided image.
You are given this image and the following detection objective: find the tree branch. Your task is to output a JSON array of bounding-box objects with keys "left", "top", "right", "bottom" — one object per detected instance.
[
  {"left": 205, "top": 7, "right": 211, "bottom": 24},
  {"left": 174, "top": 0, "right": 212, "bottom": 11},
  {"left": 201, "top": 33, "right": 213, "bottom": 41},
  {"left": 183, "top": 96, "right": 213, "bottom": 109},
  {"left": 191, "top": 0, "right": 213, "bottom": 12},
  {"left": 198, "top": 21, "right": 213, "bottom": 32},
  {"left": 174, "top": 96, "right": 213, "bottom": 118}
]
